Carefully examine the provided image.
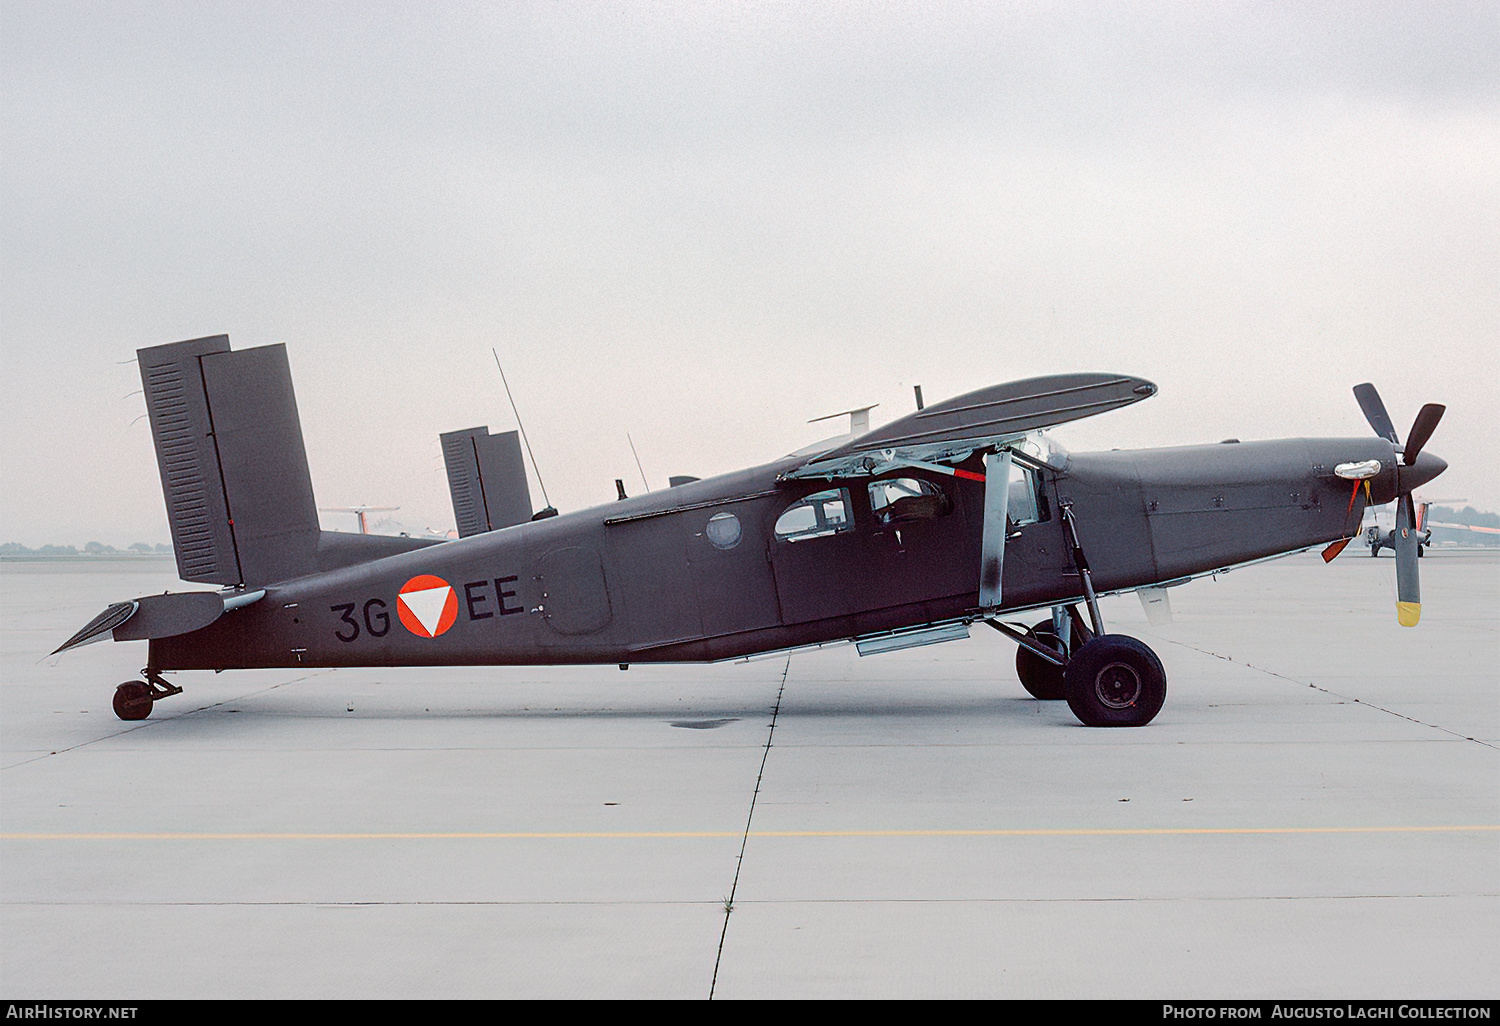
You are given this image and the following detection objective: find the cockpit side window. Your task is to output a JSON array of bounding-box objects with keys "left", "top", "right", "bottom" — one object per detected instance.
[
  {"left": 774, "top": 488, "right": 853, "bottom": 542},
  {"left": 1007, "top": 461, "right": 1048, "bottom": 525},
  {"left": 868, "top": 478, "right": 952, "bottom": 524}
]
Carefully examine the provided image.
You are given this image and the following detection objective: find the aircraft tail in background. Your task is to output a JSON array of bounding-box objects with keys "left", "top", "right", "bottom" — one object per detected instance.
[{"left": 440, "top": 426, "right": 534, "bottom": 537}]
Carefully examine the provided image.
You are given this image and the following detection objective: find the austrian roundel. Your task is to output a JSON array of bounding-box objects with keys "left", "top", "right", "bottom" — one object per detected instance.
[{"left": 396, "top": 575, "right": 459, "bottom": 638}]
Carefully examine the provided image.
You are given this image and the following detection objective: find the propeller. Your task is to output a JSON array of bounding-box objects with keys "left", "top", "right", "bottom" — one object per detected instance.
[
  {"left": 1353, "top": 383, "right": 1399, "bottom": 445},
  {"left": 1403, "top": 403, "right": 1445, "bottom": 467},
  {"left": 1350, "top": 383, "right": 1446, "bottom": 626}
]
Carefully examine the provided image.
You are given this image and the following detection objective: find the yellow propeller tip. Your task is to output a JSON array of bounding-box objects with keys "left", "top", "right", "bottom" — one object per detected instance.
[{"left": 1397, "top": 601, "right": 1421, "bottom": 627}]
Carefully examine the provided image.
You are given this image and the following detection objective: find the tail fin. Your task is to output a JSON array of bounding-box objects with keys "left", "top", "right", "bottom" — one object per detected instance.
[
  {"left": 139, "top": 335, "right": 319, "bottom": 587},
  {"left": 440, "top": 426, "right": 533, "bottom": 537}
]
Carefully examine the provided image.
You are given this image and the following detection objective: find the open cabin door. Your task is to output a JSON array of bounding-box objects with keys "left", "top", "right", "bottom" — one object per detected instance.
[
  {"left": 768, "top": 475, "right": 976, "bottom": 626},
  {"left": 773, "top": 374, "right": 1154, "bottom": 621}
]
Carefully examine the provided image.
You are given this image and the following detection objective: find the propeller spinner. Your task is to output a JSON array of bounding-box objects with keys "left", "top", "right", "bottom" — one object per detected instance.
[{"left": 1352, "top": 383, "right": 1446, "bottom": 626}]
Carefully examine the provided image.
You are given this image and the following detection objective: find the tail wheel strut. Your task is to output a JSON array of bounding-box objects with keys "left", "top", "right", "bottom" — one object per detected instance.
[{"left": 111, "top": 669, "right": 182, "bottom": 722}]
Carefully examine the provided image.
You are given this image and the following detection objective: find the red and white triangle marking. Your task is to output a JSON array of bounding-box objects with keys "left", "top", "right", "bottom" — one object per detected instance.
[
  {"left": 399, "top": 586, "right": 452, "bottom": 636},
  {"left": 396, "top": 574, "right": 458, "bottom": 638}
]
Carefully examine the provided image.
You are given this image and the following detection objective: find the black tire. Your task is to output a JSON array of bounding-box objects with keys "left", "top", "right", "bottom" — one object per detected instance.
[
  {"left": 113, "top": 681, "right": 153, "bottom": 721},
  {"left": 1063, "top": 635, "right": 1166, "bottom": 728},
  {"left": 1370, "top": 543, "right": 1381, "bottom": 557},
  {"left": 1015, "top": 619, "right": 1083, "bottom": 700}
]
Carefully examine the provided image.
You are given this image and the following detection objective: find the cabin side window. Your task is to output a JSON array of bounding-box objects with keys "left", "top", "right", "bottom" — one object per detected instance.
[
  {"left": 774, "top": 488, "right": 853, "bottom": 542},
  {"left": 868, "top": 478, "right": 952, "bottom": 524},
  {"left": 705, "top": 511, "right": 742, "bottom": 550}
]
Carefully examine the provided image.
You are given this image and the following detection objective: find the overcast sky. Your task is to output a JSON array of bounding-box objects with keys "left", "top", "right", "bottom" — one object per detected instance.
[{"left": 3, "top": 1, "right": 1496, "bottom": 546}]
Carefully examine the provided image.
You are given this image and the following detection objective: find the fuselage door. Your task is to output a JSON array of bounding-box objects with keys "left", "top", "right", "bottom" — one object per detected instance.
[
  {"left": 996, "top": 458, "right": 1071, "bottom": 610},
  {"left": 768, "top": 487, "right": 867, "bottom": 624},
  {"left": 535, "top": 545, "right": 612, "bottom": 636},
  {"left": 685, "top": 499, "right": 782, "bottom": 638}
]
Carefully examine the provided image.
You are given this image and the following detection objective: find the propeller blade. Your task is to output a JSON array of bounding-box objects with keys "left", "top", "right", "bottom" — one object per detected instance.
[
  {"left": 1394, "top": 494, "right": 1421, "bottom": 626},
  {"left": 1402, "top": 403, "right": 1445, "bottom": 465},
  {"left": 1353, "top": 383, "right": 1399, "bottom": 444}
]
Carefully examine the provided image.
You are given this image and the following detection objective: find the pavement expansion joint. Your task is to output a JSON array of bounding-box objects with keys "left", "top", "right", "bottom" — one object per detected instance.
[
  {"left": 710, "top": 652, "right": 791, "bottom": 999},
  {"left": 1156, "top": 636, "right": 1498, "bottom": 749}
]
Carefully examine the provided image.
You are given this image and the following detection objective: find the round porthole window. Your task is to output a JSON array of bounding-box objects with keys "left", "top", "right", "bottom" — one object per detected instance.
[{"left": 705, "top": 511, "right": 742, "bottom": 550}]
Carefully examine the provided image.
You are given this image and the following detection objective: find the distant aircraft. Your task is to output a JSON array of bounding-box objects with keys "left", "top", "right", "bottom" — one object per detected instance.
[
  {"left": 1426, "top": 520, "right": 1500, "bottom": 539},
  {"left": 1365, "top": 501, "right": 1433, "bottom": 557},
  {"left": 56, "top": 335, "right": 1446, "bottom": 728},
  {"left": 319, "top": 506, "right": 400, "bottom": 535}
]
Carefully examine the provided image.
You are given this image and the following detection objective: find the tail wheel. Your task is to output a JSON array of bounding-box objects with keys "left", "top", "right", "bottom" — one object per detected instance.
[
  {"left": 1063, "top": 635, "right": 1166, "bottom": 727},
  {"left": 112, "top": 681, "right": 153, "bottom": 721}
]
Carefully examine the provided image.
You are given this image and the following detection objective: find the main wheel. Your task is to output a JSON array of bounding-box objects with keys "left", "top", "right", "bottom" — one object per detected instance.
[
  {"left": 1063, "top": 635, "right": 1166, "bottom": 727},
  {"left": 112, "top": 681, "right": 153, "bottom": 721},
  {"left": 1015, "top": 618, "right": 1084, "bottom": 700}
]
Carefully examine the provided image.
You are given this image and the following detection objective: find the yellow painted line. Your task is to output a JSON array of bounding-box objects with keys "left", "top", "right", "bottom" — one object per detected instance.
[{"left": 1, "top": 825, "right": 1496, "bottom": 841}]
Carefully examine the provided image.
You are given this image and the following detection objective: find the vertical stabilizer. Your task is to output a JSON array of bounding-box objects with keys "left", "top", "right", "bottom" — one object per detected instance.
[
  {"left": 139, "top": 336, "right": 236, "bottom": 584},
  {"left": 440, "top": 426, "right": 533, "bottom": 537},
  {"left": 139, "top": 336, "right": 319, "bottom": 587}
]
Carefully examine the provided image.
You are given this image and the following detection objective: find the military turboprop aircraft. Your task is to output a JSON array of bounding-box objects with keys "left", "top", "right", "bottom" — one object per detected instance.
[{"left": 55, "top": 335, "right": 1447, "bottom": 728}]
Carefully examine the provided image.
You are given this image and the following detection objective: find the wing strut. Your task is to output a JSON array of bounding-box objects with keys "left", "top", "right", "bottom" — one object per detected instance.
[{"left": 978, "top": 449, "right": 1011, "bottom": 610}]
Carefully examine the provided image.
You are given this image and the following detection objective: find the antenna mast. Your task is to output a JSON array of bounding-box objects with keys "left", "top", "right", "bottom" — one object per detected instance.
[
  {"left": 627, "top": 433, "right": 651, "bottom": 492},
  {"left": 491, "top": 349, "right": 552, "bottom": 510}
]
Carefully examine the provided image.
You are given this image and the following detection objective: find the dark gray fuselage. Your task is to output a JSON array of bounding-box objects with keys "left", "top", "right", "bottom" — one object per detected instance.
[{"left": 150, "top": 434, "right": 1399, "bottom": 671}]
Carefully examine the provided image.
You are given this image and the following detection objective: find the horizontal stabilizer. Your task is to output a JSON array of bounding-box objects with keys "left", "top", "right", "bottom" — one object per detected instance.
[
  {"left": 111, "top": 591, "right": 237, "bottom": 642},
  {"left": 440, "top": 426, "right": 533, "bottom": 537},
  {"left": 52, "top": 589, "right": 266, "bottom": 655},
  {"left": 51, "top": 601, "right": 137, "bottom": 654},
  {"left": 785, "top": 373, "right": 1156, "bottom": 480}
]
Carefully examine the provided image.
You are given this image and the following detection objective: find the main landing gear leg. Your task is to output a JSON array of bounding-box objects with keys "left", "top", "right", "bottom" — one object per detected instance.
[
  {"left": 990, "top": 505, "right": 1168, "bottom": 727},
  {"left": 112, "top": 668, "right": 182, "bottom": 722},
  {"left": 997, "top": 607, "right": 1088, "bottom": 701}
]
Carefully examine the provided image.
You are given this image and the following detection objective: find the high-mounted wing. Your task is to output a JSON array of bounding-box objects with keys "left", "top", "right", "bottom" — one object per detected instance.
[{"left": 782, "top": 373, "right": 1156, "bottom": 481}]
